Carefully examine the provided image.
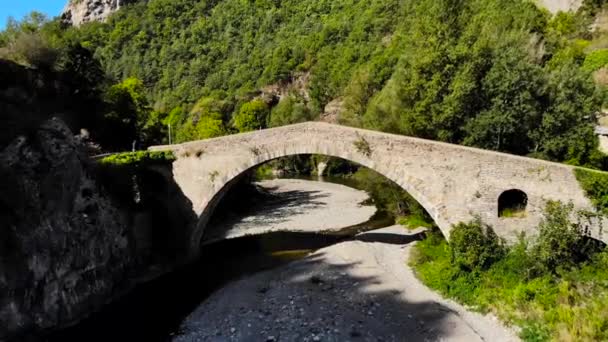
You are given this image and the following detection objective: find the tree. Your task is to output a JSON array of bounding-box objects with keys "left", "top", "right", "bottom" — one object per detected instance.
[
  {"left": 176, "top": 112, "right": 226, "bottom": 142},
  {"left": 103, "top": 77, "right": 151, "bottom": 149},
  {"left": 268, "top": 95, "right": 313, "bottom": 127},
  {"left": 233, "top": 99, "right": 269, "bottom": 132}
]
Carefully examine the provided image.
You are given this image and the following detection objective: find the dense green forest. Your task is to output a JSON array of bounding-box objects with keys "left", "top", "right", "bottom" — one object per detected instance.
[{"left": 2, "top": 0, "right": 608, "bottom": 168}]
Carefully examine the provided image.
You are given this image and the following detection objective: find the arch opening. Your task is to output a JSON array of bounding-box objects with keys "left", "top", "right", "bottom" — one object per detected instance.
[
  {"left": 195, "top": 154, "right": 442, "bottom": 251},
  {"left": 498, "top": 189, "right": 527, "bottom": 218}
]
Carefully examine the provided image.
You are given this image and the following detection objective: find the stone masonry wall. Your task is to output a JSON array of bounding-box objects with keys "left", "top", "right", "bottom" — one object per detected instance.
[{"left": 149, "top": 122, "right": 604, "bottom": 256}]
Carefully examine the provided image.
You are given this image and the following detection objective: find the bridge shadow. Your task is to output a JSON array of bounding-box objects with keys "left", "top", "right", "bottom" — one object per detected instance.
[
  {"left": 352, "top": 231, "right": 426, "bottom": 245},
  {"left": 174, "top": 234, "right": 465, "bottom": 341},
  {"left": 204, "top": 183, "right": 331, "bottom": 241}
]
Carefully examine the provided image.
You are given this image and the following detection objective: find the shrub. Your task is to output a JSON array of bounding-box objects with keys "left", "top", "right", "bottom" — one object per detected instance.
[
  {"left": 412, "top": 203, "right": 608, "bottom": 341},
  {"left": 11, "top": 32, "right": 59, "bottom": 69},
  {"left": 574, "top": 167, "right": 608, "bottom": 215},
  {"left": 353, "top": 135, "right": 372, "bottom": 157},
  {"left": 233, "top": 100, "right": 269, "bottom": 132},
  {"left": 449, "top": 218, "right": 505, "bottom": 271},
  {"left": 531, "top": 201, "right": 598, "bottom": 273}
]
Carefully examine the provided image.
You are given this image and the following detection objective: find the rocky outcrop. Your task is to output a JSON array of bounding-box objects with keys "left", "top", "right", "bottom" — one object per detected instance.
[
  {"left": 537, "top": 0, "right": 582, "bottom": 14},
  {"left": 0, "top": 117, "right": 197, "bottom": 340},
  {"left": 61, "top": 0, "right": 140, "bottom": 27},
  {"left": 0, "top": 118, "right": 133, "bottom": 339}
]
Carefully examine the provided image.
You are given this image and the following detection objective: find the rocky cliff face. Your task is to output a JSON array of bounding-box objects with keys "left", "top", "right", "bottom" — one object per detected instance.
[
  {"left": 0, "top": 118, "right": 134, "bottom": 339},
  {"left": 61, "top": 0, "right": 140, "bottom": 27},
  {"left": 0, "top": 60, "right": 196, "bottom": 340}
]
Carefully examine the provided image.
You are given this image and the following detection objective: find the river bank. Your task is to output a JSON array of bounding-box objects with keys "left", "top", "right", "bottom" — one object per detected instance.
[{"left": 175, "top": 226, "right": 519, "bottom": 341}]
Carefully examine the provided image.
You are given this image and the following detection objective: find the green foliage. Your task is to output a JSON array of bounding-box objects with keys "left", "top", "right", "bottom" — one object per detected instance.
[
  {"left": 499, "top": 207, "right": 526, "bottom": 218},
  {"left": 353, "top": 135, "right": 372, "bottom": 157},
  {"left": 233, "top": 100, "right": 270, "bottom": 132},
  {"left": 583, "top": 49, "right": 608, "bottom": 72},
  {"left": 574, "top": 167, "right": 608, "bottom": 214},
  {"left": 269, "top": 95, "right": 313, "bottom": 127},
  {"left": 532, "top": 201, "right": 590, "bottom": 273},
  {"left": 449, "top": 219, "right": 505, "bottom": 271},
  {"left": 253, "top": 163, "right": 274, "bottom": 181},
  {"left": 1, "top": 0, "right": 605, "bottom": 164},
  {"left": 397, "top": 214, "right": 434, "bottom": 230},
  {"left": 411, "top": 202, "right": 608, "bottom": 341},
  {"left": 351, "top": 167, "right": 431, "bottom": 220},
  {"left": 0, "top": 12, "right": 61, "bottom": 69},
  {"left": 103, "top": 77, "right": 152, "bottom": 148},
  {"left": 1, "top": 32, "right": 60, "bottom": 69},
  {"left": 176, "top": 112, "right": 227, "bottom": 142},
  {"left": 99, "top": 151, "right": 175, "bottom": 166}
]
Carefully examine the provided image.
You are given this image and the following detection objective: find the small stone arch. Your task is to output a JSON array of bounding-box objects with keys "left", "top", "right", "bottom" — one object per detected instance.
[{"left": 498, "top": 189, "right": 528, "bottom": 218}]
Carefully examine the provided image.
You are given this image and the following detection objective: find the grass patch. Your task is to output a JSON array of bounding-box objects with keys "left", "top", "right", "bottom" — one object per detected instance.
[
  {"left": 410, "top": 203, "right": 608, "bottom": 341},
  {"left": 499, "top": 207, "right": 526, "bottom": 218},
  {"left": 397, "top": 214, "right": 435, "bottom": 230},
  {"left": 99, "top": 151, "right": 175, "bottom": 166}
]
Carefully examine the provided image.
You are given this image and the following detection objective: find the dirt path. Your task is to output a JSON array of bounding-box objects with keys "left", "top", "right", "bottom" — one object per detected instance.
[
  {"left": 206, "top": 178, "right": 377, "bottom": 241},
  {"left": 175, "top": 226, "right": 519, "bottom": 342}
]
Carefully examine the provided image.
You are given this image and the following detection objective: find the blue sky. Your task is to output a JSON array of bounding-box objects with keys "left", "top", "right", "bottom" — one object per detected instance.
[{"left": 0, "top": 0, "right": 65, "bottom": 29}]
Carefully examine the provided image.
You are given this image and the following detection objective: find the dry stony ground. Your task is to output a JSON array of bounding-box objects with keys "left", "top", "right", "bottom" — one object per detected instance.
[
  {"left": 175, "top": 226, "right": 519, "bottom": 342},
  {"left": 205, "top": 178, "right": 377, "bottom": 242}
]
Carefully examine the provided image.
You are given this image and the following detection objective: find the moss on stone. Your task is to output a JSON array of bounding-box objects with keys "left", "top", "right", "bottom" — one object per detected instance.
[{"left": 99, "top": 151, "right": 175, "bottom": 166}]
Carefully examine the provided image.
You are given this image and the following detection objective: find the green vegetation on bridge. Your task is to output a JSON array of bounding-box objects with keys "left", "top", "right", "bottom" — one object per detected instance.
[{"left": 99, "top": 151, "right": 175, "bottom": 166}]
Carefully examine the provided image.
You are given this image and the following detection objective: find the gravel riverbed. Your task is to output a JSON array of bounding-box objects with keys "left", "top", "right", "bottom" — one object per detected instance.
[
  {"left": 176, "top": 179, "right": 518, "bottom": 341},
  {"left": 178, "top": 224, "right": 518, "bottom": 341},
  {"left": 205, "top": 178, "right": 377, "bottom": 242}
]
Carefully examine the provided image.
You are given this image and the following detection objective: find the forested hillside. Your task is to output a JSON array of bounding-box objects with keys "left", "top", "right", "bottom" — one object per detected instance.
[{"left": 2, "top": 0, "right": 608, "bottom": 167}]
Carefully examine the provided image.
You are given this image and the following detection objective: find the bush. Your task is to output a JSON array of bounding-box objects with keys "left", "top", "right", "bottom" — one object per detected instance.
[
  {"left": 531, "top": 201, "right": 601, "bottom": 273},
  {"left": 411, "top": 202, "right": 608, "bottom": 341},
  {"left": 449, "top": 218, "right": 505, "bottom": 271},
  {"left": 574, "top": 167, "right": 608, "bottom": 215},
  {"left": 269, "top": 95, "right": 313, "bottom": 127},
  {"left": 233, "top": 100, "right": 270, "bottom": 132},
  {"left": 10, "top": 32, "right": 59, "bottom": 69}
]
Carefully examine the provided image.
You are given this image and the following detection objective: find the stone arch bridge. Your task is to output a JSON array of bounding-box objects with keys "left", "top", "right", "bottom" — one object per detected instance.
[{"left": 149, "top": 122, "right": 603, "bottom": 257}]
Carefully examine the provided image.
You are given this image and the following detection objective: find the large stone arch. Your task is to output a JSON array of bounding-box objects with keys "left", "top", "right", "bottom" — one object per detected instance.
[
  {"left": 149, "top": 122, "right": 600, "bottom": 258},
  {"left": 194, "top": 150, "right": 448, "bottom": 248}
]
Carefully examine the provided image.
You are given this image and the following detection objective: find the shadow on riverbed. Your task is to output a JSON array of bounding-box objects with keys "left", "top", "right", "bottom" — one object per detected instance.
[
  {"left": 203, "top": 183, "right": 331, "bottom": 241},
  {"left": 175, "top": 235, "right": 461, "bottom": 341},
  {"left": 353, "top": 231, "right": 426, "bottom": 245},
  {"left": 45, "top": 230, "right": 461, "bottom": 342}
]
